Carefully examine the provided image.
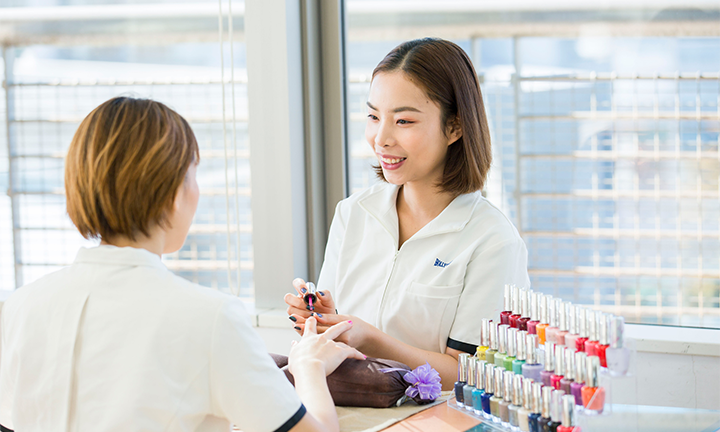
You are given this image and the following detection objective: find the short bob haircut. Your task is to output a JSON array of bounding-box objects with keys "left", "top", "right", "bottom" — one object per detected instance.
[
  {"left": 372, "top": 38, "right": 491, "bottom": 195},
  {"left": 65, "top": 97, "right": 199, "bottom": 241}
]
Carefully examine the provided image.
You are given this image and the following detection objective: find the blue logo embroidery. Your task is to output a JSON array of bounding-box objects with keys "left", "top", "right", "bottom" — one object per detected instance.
[{"left": 434, "top": 258, "right": 451, "bottom": 268}]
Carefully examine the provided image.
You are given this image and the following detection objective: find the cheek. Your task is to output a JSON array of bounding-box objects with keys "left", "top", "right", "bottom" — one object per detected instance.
[{"left": 365, "top": 122, "right": 377, "bottom": 146}]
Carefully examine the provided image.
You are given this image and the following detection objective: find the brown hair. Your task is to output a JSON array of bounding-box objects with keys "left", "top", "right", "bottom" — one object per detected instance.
[
  {"left": 65, "top": 96, "right": 199, "bottom": 241},
  {"left": 371, "top": 38, "right": 491, "bottom": 194}
]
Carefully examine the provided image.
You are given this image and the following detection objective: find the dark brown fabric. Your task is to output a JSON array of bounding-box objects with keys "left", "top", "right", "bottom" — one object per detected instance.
[{"left": 270, "top": 354, "right": 411, "bottom": 408}]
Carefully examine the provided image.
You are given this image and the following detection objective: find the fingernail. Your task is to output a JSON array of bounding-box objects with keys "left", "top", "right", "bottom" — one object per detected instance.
[
  {"left": 316, "top": 313, "right": 323, "bottom": 318},
  {"left": 348, "top": 320, "right": 353, "bottom": 324},
  {"left": 288, "top": 316, "right": 297, "bottom": 322},
  {"left": 305, "top": 305, "right": 311, "bottom": 311},
  {"left": 319, "top": 291, "right": 325, "bottom": 296},
  {"left": 294, "top": 326, "right": 301, "bottom": 331},
  {"left": 301, "top": 288, "right": 307, "bottom": 294},
  {"left": 363, "top": 355, "right": 367, "bottom": 359}
]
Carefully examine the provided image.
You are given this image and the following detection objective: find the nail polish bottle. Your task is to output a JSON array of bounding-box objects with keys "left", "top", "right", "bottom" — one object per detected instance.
[
  {"left": 518, "top": 377, "right": 533, "bottom": 432},
  {"left": 472, "top": 359, "right": 486, "bottom": 415},
  {"left": 490, "top": 367, "right": 504, "bottom": 422},
  {"left": 463, "top": 357, "right": 477, "bottom": 411},
  {"left": 541, "top": 341, "right": 555, "bottom": 387},
  {"left": 504, "top": 328, "right": 518, "bottom": 371},
  {"left": 581, "top": 356, "right": 605, "bottom": 413},
  {"left": 519, "top": 289, "right": 531, "bottom": 331},
  {"left": 477, "top": 318, "right": 491, "bottom": 360},
  {"left": 574, "top": 307, "right": 588, "bottom": 353},
  {"left": 509, "top": 374, "right": 524, "bottom": 430},
  {"left": 481, "top": 363, "right": 495, "bottom": 416},
  {"left": 571, "top": 351, "right": 586, "bottom": 406},
  {"left": 606, "top": 315, "right": 630, "bottom": 376},
  {"left": 563, "top": 303, "right": 579, "bottom": 350},
  {"left": 454, "top": 353, "right": 469, "bottom": 406},
  {"left": 551, "top": 345, "right": 565, "bottom": 390},
  {"left": 549, "top": 389, "right": 565, "bottom": 432},
  {"left": 501, "top": 284, "right": 513, "bottom": 326},
  {"left": 596, "top": 313, "right": 610, "bottom": 368},
  {"left": 513, "top": 330, "right": 528, "bottom": 375},
  {"left": 528, "top": 291, "right": 541, "bottom": 335},
  {"left": 538, "top": 386, "right": 553, "bottom": 432},
  {"left": 495, "top": 324, "right": 509, "bottom": 370},
  {"left": 510, "top": 285, "right": 522, "bottom": 328},
  {"left": 559, "top": 347, "right": 574, "bottom": 395},
  {"left": 486, "top": 321, "right": 499, "bottom": 365},
  {"left": 500, "top": 370, "right": 513, "bottom": 426},
  {"left": 302, "top": 281, "right": 318, "bottom": 310},
  {"left": 537, "top": 294, "right": 552, "bottom": 345},
  {"left": 545, "top": 298, "right": 560, "bottom": 345},
  {"left": 555, "top": 301, "right": 570, "bottom": 347},
  {"left": 522, "top": 333, "right": 543, "bottom": 382},
  {"left": 585, "top": 310, "right": 600, "bottom": 358},
  {"left": 529, "top": 382, "right": 543, "bottom": 432},
  {"left": 557, "top": 395, "right": 580, "bottom": 432}
]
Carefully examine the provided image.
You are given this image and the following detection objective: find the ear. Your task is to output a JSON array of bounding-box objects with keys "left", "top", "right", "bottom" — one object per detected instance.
[{"left": 447, "top": 116, "right": 462, "bottom": 146}]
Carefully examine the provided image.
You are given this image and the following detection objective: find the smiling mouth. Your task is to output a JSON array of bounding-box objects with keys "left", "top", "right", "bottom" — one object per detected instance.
[{"left": 380, "top": 156, "right": 407, "bottom": 164}]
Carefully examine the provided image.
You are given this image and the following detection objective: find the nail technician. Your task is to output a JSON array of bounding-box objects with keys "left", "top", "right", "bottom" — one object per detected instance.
[
  {"left": 0, "top": 97, "right": 363, "bottom": 432},
  {"left": 285, "top": 38, "right": 531, "bottom": 389}
]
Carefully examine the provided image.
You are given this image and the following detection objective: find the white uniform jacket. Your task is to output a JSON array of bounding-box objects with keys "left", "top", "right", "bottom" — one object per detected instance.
[
  {"left": 317, "top": 183, "right": 530, "bottom": 355},
  {"left": 0, "top": 246, "right": 303, "bottom": 432}
]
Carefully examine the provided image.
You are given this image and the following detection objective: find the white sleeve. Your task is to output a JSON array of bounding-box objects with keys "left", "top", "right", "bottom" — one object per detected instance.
[
  {"left": 0, "top": 303, "right": 15, "bottom": 430},
  {"left": 447, "top": 237, "right": 531, "bottom": 352},
  {"left": 209, "top": 299, "right": 305, "bottom": 432},
  {"left": 316, "top": 201, "right": 346, "bottom": 305}
]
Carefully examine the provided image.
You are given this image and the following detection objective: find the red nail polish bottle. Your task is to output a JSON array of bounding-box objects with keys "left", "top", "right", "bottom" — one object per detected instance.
[
  {"left": 596, "top": 313, "right": 610, "bottom": 367},
  {"left": 518, "top": 289, "right": 531, "bottom": 331},
  {"left": 509, "top": 285, "right": 522, "bottom": 329},
  {"left": 574, "top": 307, "right": 589, "bottom": 352},
  {"left": 500, "top": 284, "right": 513, "bottom": 325},
  {"left": 550, "top": 345, "right": 565, "bottom": 390},
  {"left": 557, "top": 394, "right": 581, "bottom": 432}
]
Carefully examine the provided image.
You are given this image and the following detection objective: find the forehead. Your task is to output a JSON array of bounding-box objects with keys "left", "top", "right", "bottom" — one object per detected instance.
[{"left": 367, "top": 71, "right": 435, "bottom": 111}]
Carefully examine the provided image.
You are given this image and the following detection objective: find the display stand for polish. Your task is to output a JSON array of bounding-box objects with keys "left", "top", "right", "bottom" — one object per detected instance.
[{"left": 447, "top": 397, "right": 516, "bottom": 431}]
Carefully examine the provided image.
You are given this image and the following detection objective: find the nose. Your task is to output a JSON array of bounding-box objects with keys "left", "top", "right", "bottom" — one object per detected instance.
[{"left": 374, "top": 119, "right": 395, "bottom": 148}]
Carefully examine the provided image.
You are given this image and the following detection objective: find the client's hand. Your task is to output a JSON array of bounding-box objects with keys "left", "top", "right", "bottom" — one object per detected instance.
[
  {"left": 285, "top": 278, "right": 336, "bottom": 323},
  {"left": 288, "top": 317, "right": 365, "bottom": 377},
  {"left": 290, "top": 313, "right": 378, "bottom": 353}
]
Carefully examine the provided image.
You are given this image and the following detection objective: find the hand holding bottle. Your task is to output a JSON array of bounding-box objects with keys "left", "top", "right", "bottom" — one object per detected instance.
[{"left": 284, "top": 278, "right": 337, "bottom": 322}]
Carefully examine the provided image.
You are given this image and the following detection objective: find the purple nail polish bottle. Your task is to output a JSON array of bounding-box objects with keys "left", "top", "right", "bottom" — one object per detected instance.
[
  {"left": 540, "top": 341, "right": 555, "bottom": 387},
  {"left": 571, "top": 351, "right": 587, "bottom": 406},
  {"left": 522, "top": 333, "right": 543, "bottom": 382}
]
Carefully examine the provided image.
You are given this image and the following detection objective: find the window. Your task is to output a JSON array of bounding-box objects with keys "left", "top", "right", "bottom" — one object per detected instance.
[
  {"left": 0, "top": 1, "right": 252, "bottom": 297},
  {"left": 343, "top": 1, "right": 720, "bottom": 329}
]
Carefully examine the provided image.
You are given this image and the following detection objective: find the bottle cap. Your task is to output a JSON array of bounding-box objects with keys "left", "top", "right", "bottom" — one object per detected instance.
[
  {"left": 561, "top": 394, "right": 575, "bottom": 426},
  {"left": 523, "top": 376, "right": 533, "bottom": 410},
  {"left": 521, "top": 289, "right": 530, "bottom": 317},
  {"left": 504, "top": 284, "right": 512, "bottom": 311},
  {"left": 544, "top": 341, "right": 555, "bottom": 371},
  {"left": 541, "top": 386, "right": 553, "bottom": 418},
  {"left": 558, "top": 301, "right": 569, "bottom": 332},
  {"left": 574, "top": 351, "right": 587, "bottom": 384},
  {"left": 599, "top": 313, "right": 609, "bottom": 345},
  {"left": 552, "top": 298, "right": 563, "bottom": 328},
  {"left": 457, "top": 353, "right": 469, "bottom": 381},
  {"left": 540, "top": 295, "right": 552, "bottom": 324},
  {"left": 554, "top": 345, "right": 565, "bottom": 376},
  {"left": 512, "top": 285, "right": 521, "bottom": 314},
  {"left": 564, "top": 346, "right": 575, "bottom": 379},
  {"left": 507, "top": 328, "right": 517, "bottom": 357},
  {"left": 490, "top": 321, "right": 499, "bottom": 350},
  {"left": 498, "top": 324, "right": 509, "bottom": 354},
  {"left": 576, "top": 306, "right": 587, "bottom": 338},
  {"left": 513, "top": 374, "right": 523, "bottom": 406},
  {"left": 532, "top": 382, "right": 543, "bottom": 414},
  {"left": 551, "top": 389, "right": 565, "bottom": 422},
  {"left": 485, "top": 363, "right": 495, "bottom": 394},
  {"left": 586, "top": 355, "right": 601, "bottom": 388},
  {"left": 503, "top": 370, "right": 513, "bottom": 402},
  {"left": 568, "top": 303, "right": 577, "bottom": 335},
  {"left": 480, "top": 319, "right": 490, "bottom": 347},
  {"left": 494, "top": 367, "right": 504, "bottom": 397},
  {"left": 516, "top": 330, "right": 527, "bottom": 361},
  {"left": 476, "top": 359, "right": 486, "bottom": 390},
  {"left": 587, "top": 308, "right": 597, "bottom": 341},
  {"left": 609, "top": 315, "right": 625, "bottom": 349},
  {"left": 526, "top": 333, "right": 538, "bottom": 364},
  {"left": 466, "top": 356, "right": 476, "bottom": 386},
  {"left": 548, "top": 297, "right": 557, "bottom": 327},
  {"left": 530, "top": 291, "right": 540, "bottom": 321}
]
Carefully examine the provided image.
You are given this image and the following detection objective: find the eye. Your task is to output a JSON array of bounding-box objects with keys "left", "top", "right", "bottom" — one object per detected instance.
[
  {"left": 368, "top": 114, "right": 379, "bottom": 121},
  {"left": 397, "top": 119, "right": 413, "bottom": 125}
]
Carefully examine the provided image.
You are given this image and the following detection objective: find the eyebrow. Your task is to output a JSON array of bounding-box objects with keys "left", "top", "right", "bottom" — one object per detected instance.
[{"left": 366, "top": 101, "right": 422, "bottom": 114}]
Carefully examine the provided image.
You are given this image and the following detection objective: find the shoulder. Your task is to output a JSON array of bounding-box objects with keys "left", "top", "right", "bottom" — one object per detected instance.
[
  {"left": 335, "top": 182, "right": 396, "bottom": 217},
  {"left": 466, "top": 193, "right": 524, "bottom": 248}
]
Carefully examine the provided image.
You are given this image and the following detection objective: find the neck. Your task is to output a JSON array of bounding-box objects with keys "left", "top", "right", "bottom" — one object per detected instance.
[
  {"left": 101, "top": 228, "right": 165, "bottom": 257},
  {"left": 397, "top": 180, "right": 456, "bottom": 221}
]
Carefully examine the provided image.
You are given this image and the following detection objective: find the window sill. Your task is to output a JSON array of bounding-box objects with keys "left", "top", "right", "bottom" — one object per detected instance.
[{"left": 625, "top": 324, "right": 720, "bottom": 357}]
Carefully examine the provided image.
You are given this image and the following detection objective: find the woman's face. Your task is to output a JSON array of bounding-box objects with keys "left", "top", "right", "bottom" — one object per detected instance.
[
  {"left": 164, "top": 161, "right": 200, "bottom": 254},
  {"left": 365, "top": 71, "right": 461, "bottom": 189}
]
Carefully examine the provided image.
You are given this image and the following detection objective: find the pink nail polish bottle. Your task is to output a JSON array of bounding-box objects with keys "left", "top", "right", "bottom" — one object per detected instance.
[
  {"left": 544, "top": 298, "right": 560, "bottom": 345},
  {"left": 550, "top": 344, "right": 565, "bottom": 390},
  {"left": 555, "top": 301, "right": 570, "bottom": 347},
  {"left": 527, "top": 291, "right": 541, "bottom": 335},
  {"left": 585, "top": 310, "right": 600, "bottom": 357},
  {"left": 564, "top": 303, "right": 580, "bottom": 349}
]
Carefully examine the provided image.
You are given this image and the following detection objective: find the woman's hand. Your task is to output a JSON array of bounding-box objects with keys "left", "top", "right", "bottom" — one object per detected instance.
[
  {"left": 288, "top": 316, "right": 365, "bottom": 377},
  {"left": 289, "top": 313, "right": 378, "bottom": 352},
  {"left": 285, "top": 278, "right": 336, "bottom": 323}
]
